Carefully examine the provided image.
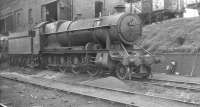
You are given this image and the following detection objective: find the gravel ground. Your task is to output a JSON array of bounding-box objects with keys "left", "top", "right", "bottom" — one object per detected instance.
[
  {"left": 126, "top": 81, "right": 200, "bottom": 104},
  {"left": 0, "top": 77, "right": 125, "bottom": 107},
  {"left": 1, "top": 67, "right": 200, "bottom": 106}
]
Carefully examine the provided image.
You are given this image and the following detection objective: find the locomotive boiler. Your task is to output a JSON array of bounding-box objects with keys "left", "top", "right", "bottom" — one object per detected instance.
[
  {"left": 8, "top": 12, "right": 159, "bottom": 79},
  {"left": 45, "top": 13, "right": 141, "bottom": 47}
]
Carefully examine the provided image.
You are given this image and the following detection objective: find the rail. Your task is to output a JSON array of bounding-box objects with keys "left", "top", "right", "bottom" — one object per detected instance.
[
  {"left": 0, "top": 72, "right": 199, "bottom": 107},
  {"left": 129, "top": 78, "right": 200, "bottom": 93}
]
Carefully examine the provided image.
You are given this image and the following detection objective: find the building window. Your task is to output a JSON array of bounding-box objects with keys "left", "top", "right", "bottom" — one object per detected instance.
[
  {"left": 58, "top": 0, "right": 72, "bottom": 21},
  {"left": 41, "top": 1, "right": 58, "bottom": 22},
  {"left": 28, "top": 8, "right": 34, "bottom": 29},
  {"left": 14, "top": 9, "right": 23, "bottom": 32},
  {"left": 28, "top": 9, "right": 33, "bottom": 25},
  {"left": 95, "top": 1, "right": 103, "bottom": 17},
  {"left": 41, "top": 5, "right": 46, "bottom": 21},
  {"left": 16, "top": 13, "right": 21, "bottom": 26},
  {"left": 0, "top": 19, "right": 6, "bottom": 34},
  {"left": 5, "top": 15, "right": 14, "bottom": 32}
]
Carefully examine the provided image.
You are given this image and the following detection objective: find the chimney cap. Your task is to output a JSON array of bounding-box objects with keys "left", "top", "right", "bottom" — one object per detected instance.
[{"left": 114, "top": 4, "right": 126, "bottom": 9}]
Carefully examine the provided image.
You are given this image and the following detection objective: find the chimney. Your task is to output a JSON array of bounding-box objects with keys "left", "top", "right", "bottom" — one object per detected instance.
[{"left": 114, "top": 4, "right": 126, "bottom": 13}]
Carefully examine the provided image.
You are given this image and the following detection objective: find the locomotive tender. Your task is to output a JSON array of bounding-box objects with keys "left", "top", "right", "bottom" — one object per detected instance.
[{"left": 8, "top": 12, "right": 159, "bottom": 79}]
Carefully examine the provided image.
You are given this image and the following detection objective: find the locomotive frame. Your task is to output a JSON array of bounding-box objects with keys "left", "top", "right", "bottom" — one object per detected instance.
[{"left": 8, "top": 12, "right": 159, "bottom": 80}]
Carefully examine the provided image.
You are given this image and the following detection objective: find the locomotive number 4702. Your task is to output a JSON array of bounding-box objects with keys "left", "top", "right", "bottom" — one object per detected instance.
[{"left": 128, "top": 18, "right": 137, "bottom": 27}]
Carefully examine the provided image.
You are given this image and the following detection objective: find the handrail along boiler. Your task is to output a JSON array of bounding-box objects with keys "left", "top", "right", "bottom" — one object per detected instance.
[{"left": 8, "top": 12, "right": 159, "bottom": 79}]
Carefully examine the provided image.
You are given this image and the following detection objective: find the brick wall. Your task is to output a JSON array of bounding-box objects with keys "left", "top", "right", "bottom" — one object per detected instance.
[
  {"left": 0, "top": 0, "right": 125, "bottom": 33},
  {"left": 0, "top": 0, "right": 58, "bottom": 32},
  {"left": 73, "top": 0, "right": 124, "bottom": 19}
]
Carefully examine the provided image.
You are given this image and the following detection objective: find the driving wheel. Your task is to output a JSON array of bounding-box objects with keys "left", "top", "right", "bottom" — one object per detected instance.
[
  {"left": 71, "top": 65, "right": 81, "bottom": 74},
  {"left": 115, "top": 63, "right": 129, "bottom": 80},
  {"left": 86, "top": 65, "right": 99, "bottom": 77},
  {"left": 59, "top": 66, "right": 67, "bottom": 73}
]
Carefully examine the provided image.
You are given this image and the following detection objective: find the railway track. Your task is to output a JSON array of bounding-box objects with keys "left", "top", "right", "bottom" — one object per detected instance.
[
  {"left": 150, "top": 78, "right": 200, "bottom": 91},
  {"left": 136, "top": 78, "right": 200, "bottom": 92},
  {"left": 0, "top": 72, "right": 199, "bottom": 107}
]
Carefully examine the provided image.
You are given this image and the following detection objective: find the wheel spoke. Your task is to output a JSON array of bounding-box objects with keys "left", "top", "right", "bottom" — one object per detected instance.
[
  {"left": 59, "top": 66, "right": 66, "bottom": 73},
  {"left": 71, "top": 65, "right": 81, "bottom": 74},
  {"left": 86, "top": 65, "right": 99, "bottom": 77},
  {"left": 140, "top": 65, "right": 152, "bottom": 79},
  {"left": 115, "top": 64, "right": 128, "bottom": 80}
]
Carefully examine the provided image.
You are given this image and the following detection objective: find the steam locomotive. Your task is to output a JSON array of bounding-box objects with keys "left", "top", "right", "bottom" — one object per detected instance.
[{"left": 7, "top": 12, "right": 160, "bottom": 79}]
